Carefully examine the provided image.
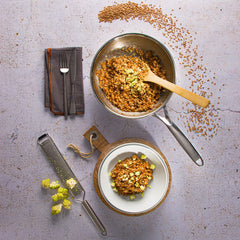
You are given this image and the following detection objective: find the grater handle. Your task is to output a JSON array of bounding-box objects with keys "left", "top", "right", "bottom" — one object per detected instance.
[{"left": 82, "top": 200, "right": 107, "bottom": 236}]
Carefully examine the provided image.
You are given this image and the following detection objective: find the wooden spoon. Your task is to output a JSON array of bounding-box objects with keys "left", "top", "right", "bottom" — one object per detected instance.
[{"left": 144, "top": 68, "right": 210, "bottom": 108}]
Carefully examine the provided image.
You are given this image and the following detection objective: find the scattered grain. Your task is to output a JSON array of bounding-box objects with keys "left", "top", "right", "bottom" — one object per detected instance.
[{"left": 98, "top": 1, "right": 222, "bottom": 140}]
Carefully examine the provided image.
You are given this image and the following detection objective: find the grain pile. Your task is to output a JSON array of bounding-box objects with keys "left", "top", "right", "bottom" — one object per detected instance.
[
  {"left": 98, "top": 1, "right": 221, "bottom": 140},
  {"left": 97, "top": 55, "right": 163, "bottom": 112},
  {"left": 110, "top": 154, "right": 154, "bottom": 197}
]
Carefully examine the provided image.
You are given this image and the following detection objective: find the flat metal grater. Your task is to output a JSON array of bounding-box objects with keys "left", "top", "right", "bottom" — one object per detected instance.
[
  {"left": 37, "top": 133, "right": 107, "bottom": 236},
  {"left": 38, "top": 133, "right": 83, "bottom": 196}
]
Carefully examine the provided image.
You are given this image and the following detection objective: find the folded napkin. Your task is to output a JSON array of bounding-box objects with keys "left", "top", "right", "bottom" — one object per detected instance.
[{"left": 45, "top": 47, "right": 84, "bottom": 115}]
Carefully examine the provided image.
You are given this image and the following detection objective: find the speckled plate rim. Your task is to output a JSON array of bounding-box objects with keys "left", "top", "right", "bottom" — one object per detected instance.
[{"left": 98, "top": 142, "right": 171, "bottom": 215}]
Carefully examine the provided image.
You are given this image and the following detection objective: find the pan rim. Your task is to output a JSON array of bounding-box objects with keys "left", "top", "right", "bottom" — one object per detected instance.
[{"left": 90, "top": 32, "right": 176, "bottom": 119}]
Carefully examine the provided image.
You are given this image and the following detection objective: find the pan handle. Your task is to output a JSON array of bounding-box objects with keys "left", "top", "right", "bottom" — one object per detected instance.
[{"left": 154, "top": 107, "right": 204, "bottom": 166}]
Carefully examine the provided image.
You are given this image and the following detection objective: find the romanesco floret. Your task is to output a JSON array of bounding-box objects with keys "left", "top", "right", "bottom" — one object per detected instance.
[
  {"left": 51, "top": 203, "right": 63, "bottom": 215},
  {"left": 41, "top": 178, "right": 50, "bottom": 189},
  {"left": 51, "top": 193, "right": 64, "bottom": 202},
  {"left": 63, "top": 199, "right": 71, "bottom": 209},
  {"left": 150, "top": 164, "right": 156, "bottom": 170},
  {"left": 58, "top": 187, "right": 69, "bottom": 198},
  {"left": 130, "top": 194, "right": 135, "bottom": 200},
  {"left": 66, "top": 178, "right": 77, "bottom": 189},
  {"left": 49, "top": 181, "right": 60, "bottom": 189},
  {"left": 41, "top": 179, "right": 72, "bottom": 215}
]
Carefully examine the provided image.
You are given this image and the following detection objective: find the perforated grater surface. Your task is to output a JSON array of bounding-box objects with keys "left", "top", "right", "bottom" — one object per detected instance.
[{"left": 37, "top": 133, "right": 107, "bottom": 236}]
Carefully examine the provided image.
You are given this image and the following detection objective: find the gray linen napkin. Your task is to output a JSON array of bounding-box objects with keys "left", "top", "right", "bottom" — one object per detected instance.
[{"left": 45, "top": 47, "right": 84, "bottom": 115}]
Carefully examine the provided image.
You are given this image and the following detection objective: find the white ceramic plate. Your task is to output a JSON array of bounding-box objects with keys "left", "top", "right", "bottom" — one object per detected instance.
[{"left": 98, "top": 142, "right": 170, "bottom": 215}]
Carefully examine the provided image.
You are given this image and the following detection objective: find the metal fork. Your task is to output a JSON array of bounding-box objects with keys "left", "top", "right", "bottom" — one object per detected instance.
[{"left": 59, "top": 52, "right": 69, "bottom": 119}]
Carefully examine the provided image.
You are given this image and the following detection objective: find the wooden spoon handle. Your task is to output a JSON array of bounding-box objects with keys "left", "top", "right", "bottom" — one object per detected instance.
[{"left": 146, "top": 70, "right": 210, "bottom": 108}]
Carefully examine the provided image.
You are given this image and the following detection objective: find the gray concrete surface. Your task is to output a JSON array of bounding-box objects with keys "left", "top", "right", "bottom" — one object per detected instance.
[{"left": 0, "top": 0, "right": 239, "bottom": 239}]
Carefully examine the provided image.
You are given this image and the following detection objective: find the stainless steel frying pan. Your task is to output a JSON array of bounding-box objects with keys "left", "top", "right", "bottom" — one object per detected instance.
[{"left": 90, "top": 33, "right": 203, "bottom": 166}]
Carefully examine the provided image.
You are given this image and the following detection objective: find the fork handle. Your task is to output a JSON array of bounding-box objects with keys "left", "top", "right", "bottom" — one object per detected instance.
[
  {"left": 63, "top": 73, "right": 68, "bottom": 119},
  {"left": 69, "top": 84, "right": 76, "bottom": 115}
]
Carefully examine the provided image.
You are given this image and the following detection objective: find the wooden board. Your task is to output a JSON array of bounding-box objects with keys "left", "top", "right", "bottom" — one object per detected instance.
[{"left": 83, "top": 126, "right": 172, "bottom": 216}]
